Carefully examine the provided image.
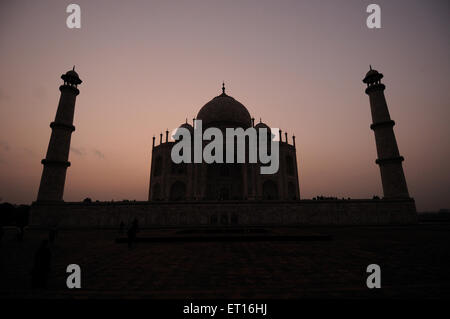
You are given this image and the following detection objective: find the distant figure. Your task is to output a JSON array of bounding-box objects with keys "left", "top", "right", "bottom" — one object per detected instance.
[
  {"left": 127, "top": 218, "right": 139, "bottom": 249},
  {"left": 119, "top": 221, "right": 125, "bottom": 234},
  {"left": 31, "top": 240, "right": 52, "bottom": 289}
]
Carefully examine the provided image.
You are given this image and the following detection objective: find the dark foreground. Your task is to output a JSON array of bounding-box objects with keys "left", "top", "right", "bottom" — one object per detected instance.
[{"left": 1, "top": 223, "right": 449, "bottom": 298}]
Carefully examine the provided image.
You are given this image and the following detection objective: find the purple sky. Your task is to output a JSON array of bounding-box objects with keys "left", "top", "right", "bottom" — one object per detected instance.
[{"left": 0, "top": 0, "right": 449, "bottom": 211}]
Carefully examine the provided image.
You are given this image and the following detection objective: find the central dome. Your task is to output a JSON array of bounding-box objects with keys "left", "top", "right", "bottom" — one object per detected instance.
[{"left": 196, "top": 87, "right": 252, "bottom": 128}]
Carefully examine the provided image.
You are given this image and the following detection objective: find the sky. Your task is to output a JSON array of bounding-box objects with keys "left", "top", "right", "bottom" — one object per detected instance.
[{"left": 0, "top": 0, "right": 449, "bottom": 211}]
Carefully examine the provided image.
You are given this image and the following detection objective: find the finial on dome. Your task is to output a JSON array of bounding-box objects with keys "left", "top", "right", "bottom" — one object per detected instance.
[
  {"left": 369, "top": 65, "right": 372, "bottom": 71},
  {"left": 222, "top": 81, "right": 225, "bottom": 94},
  {"left": 73, "top": 65, "right": 75, "bottom": 71}
]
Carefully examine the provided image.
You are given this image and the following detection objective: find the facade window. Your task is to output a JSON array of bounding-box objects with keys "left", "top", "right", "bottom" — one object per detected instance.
[
  {"left": 169, "top": 181, "right": 186, "bottom": 201},
  {"left": 154, "top": 156, "right": 162, "bottom": 177},
  {"left": 152, "top": 183, "right": 162, "bottom": 200},
  {"left": 286, "top": 155, "right": 295, "bottom": 176},
  {"left": 171, "top": 162, "right": 187, "bottom": 175},
  {"left": 263, "top": 180, "right": 278, "bottom": 200},
  {"left": 288, "top": 182, "right": 296, "bottom": 200}
]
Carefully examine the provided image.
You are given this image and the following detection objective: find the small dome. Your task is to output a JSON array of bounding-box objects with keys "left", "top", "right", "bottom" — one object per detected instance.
[
  {"left": 172, "top": 122, "right": 194, "bottom": 140},
  {"left": 363, "top": 66, "right": 383, "bottom": 84},
  {"left": 255, "top": 121, "right": 274, "bottom": 139},
  {"left": 196, "top": 88, "right": 252, "bottom": 128},
  {"left": 365, "top": 69, "right": 379, "bottom": 78},
  {"left": 179, "top": 122, "right": 193, "bottom": 132},
  {"left": 66, "top": 69, "right": 79, "bottom": 77},
  {"left": 180, "top": 122, "right": 192, "bottom": 128},
  {"left": 61, "top": 67, "right": 82, "bottom": 85},
  {"left": 255, "top": 121, "right": 270, "bottom": 130}
]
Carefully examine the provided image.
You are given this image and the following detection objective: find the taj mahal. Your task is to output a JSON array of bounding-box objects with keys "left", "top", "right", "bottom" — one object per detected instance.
[
  {"left": 30, "top": 67, "right": 417, "bottom": 227},
  {"left": 149, "top": 83, "right": 299, "bottom": 202}
]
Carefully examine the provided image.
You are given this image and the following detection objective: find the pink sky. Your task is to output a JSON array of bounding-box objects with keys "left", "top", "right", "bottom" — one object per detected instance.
[{"left": 0, "top": 0, "right": 449, "bottom": 211}]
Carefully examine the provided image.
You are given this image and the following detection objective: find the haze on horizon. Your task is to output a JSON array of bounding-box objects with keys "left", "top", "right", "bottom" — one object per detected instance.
[{"left": 0, "top": 0, "right": 449, "bottom": 211}]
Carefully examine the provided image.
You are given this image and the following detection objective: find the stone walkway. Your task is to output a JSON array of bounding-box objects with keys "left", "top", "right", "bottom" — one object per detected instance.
[{"left": 1, "top": 224, "right": 449, "bottom": 298}]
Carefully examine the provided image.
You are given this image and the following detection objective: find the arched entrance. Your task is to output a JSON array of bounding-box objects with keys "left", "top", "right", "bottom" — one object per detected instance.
[
  {"left": 262, "top": 180, "right": 278, "bottom": 200},
  {"left": 169, "top": 181, "right": 186, "bottom": 201}
]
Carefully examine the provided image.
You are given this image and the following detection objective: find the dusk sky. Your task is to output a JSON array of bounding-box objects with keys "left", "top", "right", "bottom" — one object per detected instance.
[{"left": 0, "top": 0, "right": 449, "bottom": 211}]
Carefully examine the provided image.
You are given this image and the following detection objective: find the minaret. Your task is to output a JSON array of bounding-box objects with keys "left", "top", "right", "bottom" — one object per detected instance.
[
  {"left": 363, "top": 66, "right": 409, "bottom": 198},
  {"left": 37, "top": 67, "right": 82, "bottom": 201}
]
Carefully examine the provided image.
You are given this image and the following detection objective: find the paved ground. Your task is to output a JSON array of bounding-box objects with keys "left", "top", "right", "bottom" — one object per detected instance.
[{"left": 1, "top": 223, "right": 449, "bottom": 298}]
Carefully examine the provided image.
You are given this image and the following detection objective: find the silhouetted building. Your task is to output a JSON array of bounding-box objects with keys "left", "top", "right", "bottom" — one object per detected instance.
[
  {"left": 363, "top": 66, "right": 409, "bottom": 198},
  {"left": 148, "top": 84, "right": 300, "bottom": 201},
  {"left": 37, "top": 67, "right": 82, "bottom": 202},
  {"left": 30, "top": 67, "right": 417, "bottom": 227}
]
